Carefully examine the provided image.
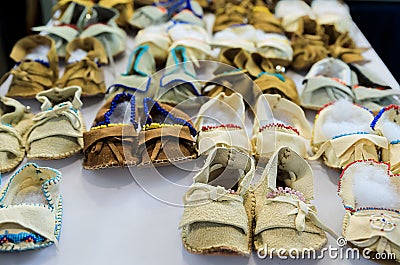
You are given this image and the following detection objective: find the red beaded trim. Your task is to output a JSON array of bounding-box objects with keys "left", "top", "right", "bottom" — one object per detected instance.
[
  {"left": 259, "top": 123, "right": 300, "bottom": 135},
  {"left": 201, "top": 124, "right": 242, "bottom": 131},
  {"left": 384, "top": 104, "right": 400, "bottom": 111}
]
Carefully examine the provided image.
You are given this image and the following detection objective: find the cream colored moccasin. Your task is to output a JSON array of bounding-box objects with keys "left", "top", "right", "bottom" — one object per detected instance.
[
  {"left": 25, "top": 86, "right": 85, "bottom": 160},
  {"left": 195, "top": 92, "right": 252, "bottom": 156},
  {"left": 253, "top": 146, "right": 337, "bottom": 256},
  {"left": 338, "top": 160, "right": 400, "bottom": 262},
  {"left": 0, "top": 163, "right": 62, "bottom": 251},
  {"left": 179, "top": 147, "right": 255, "bottom": 256},
  {"left": 0, "top": 96, "right": 33, "bottom": 173},
  {"left": 310, "top": 99, "right": 388, "bottom": 170},
  {"left": 252, "top": 94, "right": 311, "bottom": 160}
]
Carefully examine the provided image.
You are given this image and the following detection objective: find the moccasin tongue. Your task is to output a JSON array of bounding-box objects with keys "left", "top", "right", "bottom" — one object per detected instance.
[{"left": 0, "top": 97, "right": 27, "bottom": 126}]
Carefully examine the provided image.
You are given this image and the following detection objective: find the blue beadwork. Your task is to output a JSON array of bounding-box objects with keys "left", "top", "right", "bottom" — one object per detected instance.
[
  {"left": 331, "top": 131, "right": 370, "bottom": 140},
  {"left": 257, "top": 71, "right": 285, "bottom": 82},
  {"left": 143, "top": 97, "right": 197, "bottom": 136},
  {"left": 0, "top": 231, "right": 45, "bottom": 245},
  {"left": 370, "top": 106, "right": 387, "bottom": 130},
  {"left": 15, "top": 59, "right": 50, "bottom": 68},
  {"left": 95, "top": 92, "right": 138, "bottom": 128}
]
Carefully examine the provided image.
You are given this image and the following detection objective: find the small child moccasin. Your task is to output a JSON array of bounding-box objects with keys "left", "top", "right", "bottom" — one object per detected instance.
[
  {"left": 301, "top": 57, "right": 354, "bottom": 111},
  {"left": 83, "top": 92, "right": 139, "bottom": 169},
  {"left": 57, "top": 37, "right": 108, "bottom": 97},
  {"left": 254, "top": 147, "right": 337, "bottom": 256},
  {"left": 0, "top": 35, "right": 58, "bottom": 99},
  {"left": 252, "top": 94, "right": 311, "bottom": 160},
  {"left": 195, "top": 92, "right": 251, "bottom": 156},
  {"left": 138, "top": 98, "right": 197, "bottom": 167},
  {"left": 0, "top": 96, "right": 33, "bottom": 173},
  {"left": 179, "top": 147, "right": 255, "bottom": 256},
  {"left": 371, "top": 105, "right": 400, "bottom": 174},
  {"left": 0, "top": 163, "right": 62, "bottom": 252},
  {"left": 338, "top": 160, "right": 400, "bottom": 262},
  {"left": 26, "top": 86, "right": 85, "bottom": 160},
  {"left": 310, "top": 99, "right": 388, "bottom": 170}
]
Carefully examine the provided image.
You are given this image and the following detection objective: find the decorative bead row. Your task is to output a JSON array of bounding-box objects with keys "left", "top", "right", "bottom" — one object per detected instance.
[
  {"left": 15, "top": 59, "right": 50, "bottom": 68},
  {"left": 259, "top": 123, "right": 300, "bottom": 135},
  {"left": 143, "top": 123, "right": 183, "bottom": 131},
  {"left": 143, "top": 97, "right": 197, "bottom": 137},
  {"left": 0, "top": 231, "right": 45, "bottom": 245},
  {"left": 90, "top": 123, "right": 129, "bottom": 131},
  {"left": 331, "top": 131, "right": 370, "bottom": 140},
  {"left": 201, "top": 124, "right": 242, "bottom": 132},
  {"left": 95, "top": 92, "right": 137, "bottom": 129},
  {"left": 266, "top": 187, "right": 305, "bottom": 202}
]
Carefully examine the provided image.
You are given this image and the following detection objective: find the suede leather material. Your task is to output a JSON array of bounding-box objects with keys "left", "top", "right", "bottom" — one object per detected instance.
[
  {"left": 138, "top": 101, "right": 197, "bottom": 167},
  {"left": 338, "top": 161, "right": 400, "bottom": 262},
  {"left": 254, "top": 74, "right": 300, "bottom": 105},
  {"left": 248, "top": 5, "right": 284, "bottom": 33},
  {"left": 26, "top": 86, "right": 84, "bottom": 160},
  {"left": 57, "top": 37, "right": 107, "bottom": 97},
  {"left": 254, "top": 147, "right": 328, "bottom": 253},
  {"left": 213, "top": 1, "right": 250, "bottom": 33},
  {"left": 311, "top": 134, "right": 388, "bottom": 170},
  {"left": 138, "top": 126, "right": 196, "bottom": 167},
  {"left": 180, "top": 147, "right": 256, "bottom": 256},
  {"left": 0, "top": 163, "right": 62, "bottom": 251},
  {"left": 83, "top": 125, "right": 138, "bottom": 169},
  {"left": 0, "top": 96, "right": 33, "bottom": 173},
  {"left": 330, "top": 32, "right": 368, "bottom": 64},
  {"left": 1, "top": 35, "right": 58, "bottom": 98}
]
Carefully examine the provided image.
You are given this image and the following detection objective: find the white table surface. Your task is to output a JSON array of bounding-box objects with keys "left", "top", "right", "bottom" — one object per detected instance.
[{"left": 0, "top": 14, "right": 399, "bottom": 265}]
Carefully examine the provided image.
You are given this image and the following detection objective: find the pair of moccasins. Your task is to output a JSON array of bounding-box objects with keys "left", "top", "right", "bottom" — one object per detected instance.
[
  {"left": 0, "top": 86, "right": 85, "bottom": 173},
  {"left": 310, "top": 99, "right": 400, "bottom": 173},
  {"left": 195, "top": 92, "right": 311, "bottom": 160},
  {"left": 33, "top": 1, "right": 127, "bottom": 58},
  {"left": 107, "top": 6, "right": 211, "bottom": 109},
  {"left": 83, "top": 92, "right": 197, "bottom": 169},
  {"left": 301, "top": 57, "right": 400, "bottom": 114},
  {"left": 130, "top": 0, "right": 204, "bottom": 29},
  {"left": 0, "top": 163, "right": 63, "bottom": 252},
  {"left": 204, "top": 45, "right": 299, "bottom": 106},
  {"left": 275, "top": 0, "right": 366, "bottom": 71},
  {"left": 179, "top": 146, "right": 336, "bottom": 256},
  {"left": 213, "top": 0, "right": 284, "bottom": 34},
  {"left": 0, "top": 34, "right": 107, "bottom": 98}
]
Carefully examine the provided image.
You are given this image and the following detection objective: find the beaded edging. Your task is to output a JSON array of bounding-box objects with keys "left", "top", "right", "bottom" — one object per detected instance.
[
  {"left": 259, "top": 123, "right": 300, "bottom": 135},
  {"left": 143, "top": 97, "right": 197, "bottom": 136},
  {"left": 95, "top": 92, "right": 137, "bottom": 129},
  {"left": 338, "top": 159, "right": 400, "bottom": 214}
]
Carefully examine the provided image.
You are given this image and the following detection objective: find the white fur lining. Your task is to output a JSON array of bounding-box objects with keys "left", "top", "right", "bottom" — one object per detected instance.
[{"left": 320, "top": 99, "right": 373, "bottom": 139}]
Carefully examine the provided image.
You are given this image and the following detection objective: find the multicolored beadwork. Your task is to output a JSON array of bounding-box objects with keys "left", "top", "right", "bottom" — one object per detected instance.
[{"left": 266, "top": 187, "right": 305, "bottom": 202}]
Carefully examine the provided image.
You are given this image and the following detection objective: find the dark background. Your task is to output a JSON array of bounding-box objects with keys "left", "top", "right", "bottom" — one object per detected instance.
[{"left": 0, "top": 0, "right": 399, "bottom": 82}]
